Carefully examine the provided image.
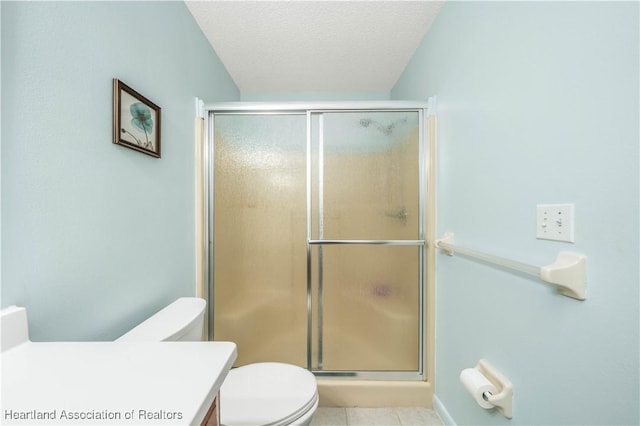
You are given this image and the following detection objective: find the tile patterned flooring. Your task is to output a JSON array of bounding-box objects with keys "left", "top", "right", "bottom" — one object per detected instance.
[{"left": 310, "top": 407, "right": 443, "bottom": 426}]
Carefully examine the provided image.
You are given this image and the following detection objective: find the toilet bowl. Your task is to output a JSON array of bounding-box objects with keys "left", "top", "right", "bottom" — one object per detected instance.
[{"left": 117, "top": 297, "right": 318, "bottom": 426}]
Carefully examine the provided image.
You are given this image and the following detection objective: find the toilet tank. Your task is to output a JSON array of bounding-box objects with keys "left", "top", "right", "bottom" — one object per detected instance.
[
  {"left": 116, "top": 298, "right": 206, "bottom": 342},
  {"left": 1, "top": 306, "right": 30, "bottom": 352}
]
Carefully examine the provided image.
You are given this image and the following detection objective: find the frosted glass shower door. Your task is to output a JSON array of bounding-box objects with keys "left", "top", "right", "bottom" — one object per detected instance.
[
  {"left": 213, "top": 114, "right": 307, "bottom": 368},
  {"left": 210, "top": 107, "right": 425, "bottom": 378},
  {"left": 309, "top": 111, "right": 424, "bottom": 375}
]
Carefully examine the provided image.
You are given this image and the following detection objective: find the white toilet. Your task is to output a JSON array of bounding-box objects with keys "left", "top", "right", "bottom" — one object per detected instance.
[{"left": 117, "top": 297, "right": 318, "bottom": 426}]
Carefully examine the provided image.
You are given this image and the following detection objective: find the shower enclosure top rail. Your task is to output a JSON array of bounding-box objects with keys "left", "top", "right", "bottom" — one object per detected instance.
[{"left": 205, "top": 101, "right": 429, "bottom": 113}]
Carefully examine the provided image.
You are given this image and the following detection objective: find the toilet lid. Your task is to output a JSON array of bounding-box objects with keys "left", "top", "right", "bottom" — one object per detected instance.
[{"left": 220, "top": 362, "right": 318, "bottom": 426}]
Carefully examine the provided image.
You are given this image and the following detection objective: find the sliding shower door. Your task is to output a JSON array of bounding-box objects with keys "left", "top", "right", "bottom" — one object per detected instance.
[
  {"left": 212, "top": 114, "right": 308, "bottom": 367},
  {"left": 309, "top": 111, "right": 423, "bottom": 376},
  {"left": 209, "top": 106, "right": 425, "bottom": 379}
]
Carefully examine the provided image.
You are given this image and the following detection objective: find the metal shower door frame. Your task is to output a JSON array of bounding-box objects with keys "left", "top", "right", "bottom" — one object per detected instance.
[{"left": 204, "top": 101, "right": 429, "bottom": 381}]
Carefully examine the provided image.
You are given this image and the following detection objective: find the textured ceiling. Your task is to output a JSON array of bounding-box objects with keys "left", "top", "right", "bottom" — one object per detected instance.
[{"left": 185, "top": 1, "right": 443, "bottom": 93}]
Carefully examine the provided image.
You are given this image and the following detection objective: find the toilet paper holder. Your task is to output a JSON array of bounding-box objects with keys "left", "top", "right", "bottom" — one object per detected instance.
[{"left": 474, "top": 359, "right": 513, "bottom": 419}]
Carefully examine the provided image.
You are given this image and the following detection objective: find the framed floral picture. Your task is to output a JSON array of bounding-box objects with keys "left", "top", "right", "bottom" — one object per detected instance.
[{"left": 113, "top": 79, "right": 161, "bottom": 158}]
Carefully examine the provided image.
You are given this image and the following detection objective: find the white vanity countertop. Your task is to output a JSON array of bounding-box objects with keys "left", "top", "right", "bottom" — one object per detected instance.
[{"left": 1, "top": 341, "right": 237, "bottom": 425}]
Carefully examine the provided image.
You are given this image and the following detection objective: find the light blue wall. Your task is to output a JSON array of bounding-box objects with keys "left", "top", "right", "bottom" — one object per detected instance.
[
  {"left": 240, "top": 90, "right": 391, "bottom": 102},
  {"left": 393, "top": 2, "right": 639, "bottom": 425},
  {"left": 1, "top": 1, "right": 239, "bottom": 341}
]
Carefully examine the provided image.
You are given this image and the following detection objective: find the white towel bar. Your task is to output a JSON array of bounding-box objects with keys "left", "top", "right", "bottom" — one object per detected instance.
[{"left": 436, "top": 233, "right": 586, "bottom": 300}]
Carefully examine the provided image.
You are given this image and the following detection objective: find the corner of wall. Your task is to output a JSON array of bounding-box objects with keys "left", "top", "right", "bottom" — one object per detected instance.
[{"left": 432, "top": 395, "right": 456, "bottom": 426}]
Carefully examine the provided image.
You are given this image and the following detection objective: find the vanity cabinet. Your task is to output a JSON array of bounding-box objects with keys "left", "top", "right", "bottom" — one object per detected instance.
[{"left": 201, "top": 393, "right": 220, "bottom": 426}]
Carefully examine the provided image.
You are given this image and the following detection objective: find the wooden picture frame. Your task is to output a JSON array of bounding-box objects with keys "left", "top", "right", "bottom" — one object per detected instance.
[{"left": 113, "top": 79, "right": 161, "bottom": 158}]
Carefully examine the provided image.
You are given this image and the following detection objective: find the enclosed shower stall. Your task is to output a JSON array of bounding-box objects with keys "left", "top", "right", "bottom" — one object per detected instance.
[{"left": 205, "top": 103, "right": 429, "bottom": 381}]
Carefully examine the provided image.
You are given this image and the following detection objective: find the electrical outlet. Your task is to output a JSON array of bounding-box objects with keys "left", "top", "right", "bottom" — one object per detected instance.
[{"left": 536, "top": 204, "right": 575, "bottom": 242}]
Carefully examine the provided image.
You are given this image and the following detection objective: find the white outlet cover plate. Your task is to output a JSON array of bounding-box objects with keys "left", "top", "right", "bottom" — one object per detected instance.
[{"left": 536, "top": 204, "right": 575, "bottom": 243}]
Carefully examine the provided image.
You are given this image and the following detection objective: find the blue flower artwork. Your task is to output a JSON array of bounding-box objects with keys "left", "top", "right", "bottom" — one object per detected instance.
[
  {"left": 114, "top": 79, "right": 161, "bottom": 158},
  {"left": 131, "top": 102, "right": 153, "bottom": 133},
  {"left": 122, "top": 102, "right": 154, "bottom": 149}
]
